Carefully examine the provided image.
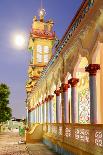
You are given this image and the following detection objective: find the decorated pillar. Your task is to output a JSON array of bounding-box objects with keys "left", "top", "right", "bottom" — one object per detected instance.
[
  {"left": 39, "top": 102, "right": 43, "bottom": 123},
  {"left": 35, "top": 107, "right": 37, "bottom": 123},
  {"left": 68, "top": 78, "right": 79, "bottom": 123},
  {"left": 28, "top": 111, "right": 31, "bottom": 124},
  {"left": 48, "top": 95, "right": 54, "bottom": 123},
  {"left": 38, "top": 103, "right": 41, "bottom": 123},
  {"left": 42, "top": 100, "right": 45, "bottom": 123},
  {"left": 61, "top": 83, "right": 70, "bottom": 123},
  {"left": 33, "top": 110, "right": 35, "bottom": 123},
  {"left": 62, "top": 84, "right": 70, "bottom": 123},
  {"left": 40, "top": 102, "right": 43, "bottom": 123},
  {"left": 44, "top": 100, "right": 46, "bottom": 123},
  {"left": 39, "top": 103, "right": 42, "bottom": 123},
  {"left": 44, "top": 97, "right": 48, "bottom": 123},
  {"left": 85, "top": 64, "right": 100, "bottom": 124},
  {"left": 54, "top": 89, "right": 61, "bottom": 123},
  {"left": 34, "top": 107, "right": 36, "bottom": 123},
  {"left": 39, "top": 103, "right": 41, "bottom": 123},
  {"left": 36, "top": 105, "right": 38, "bottom": 123},
  {"left": 28, "top": 109, "right": 34, "bottom": 124},
  {"left": 31, "top": 109, "right": 34, "bottom": 123},
  {"left": 47, "top": 96, "right": 50, "bottom": 123},
  {"left": 37, "top": 104, "right": 39, "bottom": 123}
]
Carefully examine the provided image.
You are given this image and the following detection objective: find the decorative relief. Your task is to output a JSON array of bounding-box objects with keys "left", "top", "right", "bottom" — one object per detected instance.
[
  {"left": 78, "top": 88, "right": 90, "bottom": 123},
  {"left": 65, "top": 127, "right": 71, "bottom": 138},
  {"left": 47, "top": 124, "right": 51, "bottom": 133},
  {"left": 95, "top": 131, "right": 103, "bottom": 147},
  {"left": 53, "top": 97, "right": 56, "bottom": 123},
  {"left": 75, "top": 128, "right": 89, "bottom": 142},
  {"left": 52, "top": 125, "right": 57, "bottom": 135},
  {"left": 58, "top": 126, "right": 62, "bottom": 136}
]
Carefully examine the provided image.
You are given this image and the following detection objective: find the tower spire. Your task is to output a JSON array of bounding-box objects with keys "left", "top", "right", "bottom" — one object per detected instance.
[
  {"left": 39, "top": 0, "right": 46, "bottom": 21},
  {"left": 41, "top": 0, "right": 43, "bottom": 9}
]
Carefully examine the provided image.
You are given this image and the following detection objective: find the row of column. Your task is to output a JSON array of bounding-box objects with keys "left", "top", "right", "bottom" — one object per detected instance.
[
  {"left": 28, "top": 95, "right": 54, "bottom": 124},
  {"left": 28, "top": 64, "right": 100, "bottom": 124}
]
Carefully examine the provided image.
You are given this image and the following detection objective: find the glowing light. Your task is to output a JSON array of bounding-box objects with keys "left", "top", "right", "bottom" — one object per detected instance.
[
  {"left": 15, "top": 34, "right": 25, "bottom": 48},
  {"left": 11, "top": 33, "right": 26, "bottom": 49}
]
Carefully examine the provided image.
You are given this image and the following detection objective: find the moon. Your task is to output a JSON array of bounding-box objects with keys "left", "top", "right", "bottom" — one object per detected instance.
[{"left": 13, "top": 34, "right": 26, "bottom": 49}]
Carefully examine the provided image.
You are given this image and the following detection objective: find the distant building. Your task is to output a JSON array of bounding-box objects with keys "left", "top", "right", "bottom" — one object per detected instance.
[{"left": 1, "top": 118, "right": 24, "bottom": 132}]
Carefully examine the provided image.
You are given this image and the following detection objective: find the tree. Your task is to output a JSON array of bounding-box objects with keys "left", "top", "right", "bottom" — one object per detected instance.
[{"left": 0, "top": 83, "right": 12, "bottom": 123}]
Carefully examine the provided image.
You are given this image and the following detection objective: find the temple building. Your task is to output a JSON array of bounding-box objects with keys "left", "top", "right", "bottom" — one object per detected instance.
[{"left": 26, "top": 0, "right": 103, "bottom": 154}]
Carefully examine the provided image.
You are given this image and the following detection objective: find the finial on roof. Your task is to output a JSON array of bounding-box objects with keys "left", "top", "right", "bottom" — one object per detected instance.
[{"left": 39, "top": 9, "right": 46, "bottom": 21}]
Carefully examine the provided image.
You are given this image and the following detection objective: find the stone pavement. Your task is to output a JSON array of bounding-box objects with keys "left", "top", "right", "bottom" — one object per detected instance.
[{"left": 0, "top": 132, "right": 59, "bottom": 155}]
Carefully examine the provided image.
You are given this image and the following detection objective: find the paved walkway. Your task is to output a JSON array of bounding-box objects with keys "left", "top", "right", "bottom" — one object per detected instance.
[{"left": 0, "top": 132, "right": 58, "bottom": 155}]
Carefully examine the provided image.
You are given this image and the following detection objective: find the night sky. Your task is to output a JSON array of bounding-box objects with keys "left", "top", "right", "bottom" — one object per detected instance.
[{"left": 0, "top": 0, "right": 83, "bottom": 118}]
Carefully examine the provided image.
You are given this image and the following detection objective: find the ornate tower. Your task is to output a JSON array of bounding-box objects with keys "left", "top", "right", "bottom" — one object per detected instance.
[{"left": 26, "top": 9, "right": 56, "bottom": 93}]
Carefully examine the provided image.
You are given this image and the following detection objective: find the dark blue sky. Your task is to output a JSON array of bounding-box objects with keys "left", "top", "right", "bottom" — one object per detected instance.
[{"left": 0, "top": 0, "right": 83, "bottom": 118}]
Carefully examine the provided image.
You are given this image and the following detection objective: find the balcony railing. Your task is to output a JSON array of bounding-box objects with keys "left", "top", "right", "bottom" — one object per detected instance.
[{"left": 43, "top": 123, "right": 103, "bottom": 154}]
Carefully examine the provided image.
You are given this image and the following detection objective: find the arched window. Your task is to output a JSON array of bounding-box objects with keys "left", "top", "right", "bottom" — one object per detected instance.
[
  {"left": 44, "top": 46, "right": 49, "bottom": 53},
  {"left": 44, "top": 54, "right": 49, "bottom": 63},
  {"left": 37, "top": 45, "right": 42, "bottom": 53},
  {"left": 37, "top": 45, "right": 42, "bottom": 63},
  {"left": 44, "top": 46, "right": 49, "bottom": 63}
]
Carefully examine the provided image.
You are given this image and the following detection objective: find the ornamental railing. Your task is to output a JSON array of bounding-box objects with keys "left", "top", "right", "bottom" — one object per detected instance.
[{"left": 43, "top": 123, "right": 103, "bottom": 154}]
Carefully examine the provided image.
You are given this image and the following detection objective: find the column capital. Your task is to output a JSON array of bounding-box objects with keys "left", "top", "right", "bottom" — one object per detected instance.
[
  {"left": 45, "top": 97, "right": 48, "bottom": 102},
  {"left": 54, "top": 89, "right": 61, "bottom": 96},
  {"left": 37, "top": 104, "right": 39, "bottom": 107},
  {"left": 68, "top": 78, "right": 79, "bottom": 87},
  {"left": 28, "top": 107, "right": 35, "bottom": 112},
  {"left": 28, "top": 109, "right": 31, "bottom": 113},
  {"left": 48, "top": 95, "right": 54, "bottom": 100},
  {"left": 85, "top": 64, "right": 100, "bottom": 76},
  {"left": 42, "top": 100, "right": 44, "bottom": 104},
  {"left": 38, "top": 102, "right": 41, "bottom": 106},
  {"left": 60, "top": 83, "right": 70, "bottom": 92}
]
